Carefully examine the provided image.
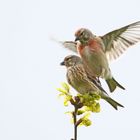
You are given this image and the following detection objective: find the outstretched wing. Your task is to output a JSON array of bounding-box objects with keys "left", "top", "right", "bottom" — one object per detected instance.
[
  {"left": 101, "top": 21, "right": 140, "bottom": 61},
  {"left": 50, "top": 37, "right": 77, "bottom": 53},
  {"left": 60, "top": 41, "right": 78, "bottom": 53}
]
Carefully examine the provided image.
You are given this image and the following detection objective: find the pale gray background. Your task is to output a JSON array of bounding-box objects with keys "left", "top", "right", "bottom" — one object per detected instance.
[{"left": 0, "top": 0, "right": 140, "bottom": 140}]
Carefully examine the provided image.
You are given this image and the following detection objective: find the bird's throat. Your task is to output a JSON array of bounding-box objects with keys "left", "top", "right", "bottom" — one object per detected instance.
[{"left": 77, "top": 44, "right": 85, "bottom": 55}]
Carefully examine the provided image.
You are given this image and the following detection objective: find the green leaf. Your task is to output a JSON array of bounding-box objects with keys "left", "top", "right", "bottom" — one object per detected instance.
[
  {"left": 65, "top": 111, "right": 73, "bottom": 115},
  {"left": 57, "top": 88, "right": 67, "bottom": 94},
  {"left": 77, "top": 110, "right": 85, "bottom": 115},
  {"left": 95, "top": 103, "right": 100, "bottom": 113},
  {"left": 63, "top": 95, "right": 72, "bottom": 106},
  {"left": 82, "top": 118, "right": 92, "bottom": 127},
  {"left": 57, "top": 82, "right": 101, "bottom": 128},
  {"left": 61, "top": 82, "right": 70, "bottom": 93},
  {"left": 79, "top": 113, "right": 92, "bottom": 127}
]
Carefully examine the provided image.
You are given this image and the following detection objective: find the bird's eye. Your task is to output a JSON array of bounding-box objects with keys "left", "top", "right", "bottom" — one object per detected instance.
[
  {"left": 66, "top": 58, "right": 71, "bottom": 62},
  {"left": 65, "top": 57, "right": 70, "bottom": 61},
  {"left": 65, "top": 58, "right": 72, "bottom": 66},
  {"left": 80, "top": 31, "right": 84, "bottom": 36}
]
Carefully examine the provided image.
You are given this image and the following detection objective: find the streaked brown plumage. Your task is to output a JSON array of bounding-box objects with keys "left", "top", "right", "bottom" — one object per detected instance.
[{"left": 60, "top": 55, "right": 124, "bottom": 110}]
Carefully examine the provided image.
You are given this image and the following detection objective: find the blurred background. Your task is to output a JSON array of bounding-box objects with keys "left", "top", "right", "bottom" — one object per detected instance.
[{"left": 0, "top": 0, "right": 140, "bottom": 139}]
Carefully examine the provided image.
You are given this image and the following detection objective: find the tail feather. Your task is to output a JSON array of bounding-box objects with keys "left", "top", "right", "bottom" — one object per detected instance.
[
  {"left": 105, "top": 97, "right": 124, "bottom": 110},
  {"left": 106, "top": 77, "right": 125, "bottom": 92}
]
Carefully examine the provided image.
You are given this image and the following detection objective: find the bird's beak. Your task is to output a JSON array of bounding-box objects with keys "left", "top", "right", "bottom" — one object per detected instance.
[
  {"left": 75, "top": 37, "right": 79, "bottom": 41},
  {"left": 60, "top": 61, "right": 65, "bottom": 66}
]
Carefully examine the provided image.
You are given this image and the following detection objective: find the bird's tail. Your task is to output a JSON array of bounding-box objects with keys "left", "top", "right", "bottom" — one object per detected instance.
[
  {"left": 106, "top": 77, "right": 125, "bottom": 93},
  {"left": 105, "top": 97, "right": 124, "bottom": 110}
]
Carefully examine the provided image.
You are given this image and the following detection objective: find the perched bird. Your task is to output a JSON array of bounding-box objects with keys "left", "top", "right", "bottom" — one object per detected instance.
[
  {"left": 59, "top": 21, "right": 140, "bottom": 92},
  {"left": 60, "top": 55, "right": 124, "bottom": 110}
]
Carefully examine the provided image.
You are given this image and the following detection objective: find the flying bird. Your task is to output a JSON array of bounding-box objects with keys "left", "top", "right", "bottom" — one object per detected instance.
[
  {"left": 61, "top": 21, "right": 140, "bottom": 61},
  {"left": 60, "top": 55, "right": 124, "bottom": 110},
  {"left": 59, "top": 21, "right": 140, "bottom": 92}
]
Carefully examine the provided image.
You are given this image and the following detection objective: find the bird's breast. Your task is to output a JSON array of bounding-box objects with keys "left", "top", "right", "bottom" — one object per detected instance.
[
  {"left": 77, "top": 43, "right": 85, "bottom": 55},
  {"left": 66, "top": 66, "right": 92, "bottom": 94}
]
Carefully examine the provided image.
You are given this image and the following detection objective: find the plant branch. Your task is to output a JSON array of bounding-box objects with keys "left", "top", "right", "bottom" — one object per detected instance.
[
  {"left": 70, "top": 96, "right": 83, "bottom": 140},
  {"left": 74, "top": 106, "right": 78, "bottom": 140}
]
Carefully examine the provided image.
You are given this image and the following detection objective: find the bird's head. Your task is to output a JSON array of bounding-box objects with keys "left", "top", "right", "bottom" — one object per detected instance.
[
  {"left": 60, "top": 55, "right": 82, "bottom": 68},
  {"left": 75, "top": 28, "right": 94, "bottom": 45}
]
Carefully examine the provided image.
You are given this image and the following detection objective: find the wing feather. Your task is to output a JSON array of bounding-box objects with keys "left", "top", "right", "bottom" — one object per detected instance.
[
  {"left": 61, "top": 41, "right": 77, "bottom": 53},
  {"left": 101, "top": 21, "right": 140, "bottom": 61}
]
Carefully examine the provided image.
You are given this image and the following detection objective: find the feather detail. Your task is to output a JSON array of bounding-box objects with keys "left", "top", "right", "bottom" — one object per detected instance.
[{"left": 101, "top": 21, "right": 140, "bottom": 61}]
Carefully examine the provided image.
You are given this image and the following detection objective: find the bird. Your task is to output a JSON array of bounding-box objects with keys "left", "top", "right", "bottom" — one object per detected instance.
[
  {"left": 59, "top": 21, "right": 140, "bottom": 92},
  {"left": 60, "top": 55, "right": 124, "bottom": 110}
]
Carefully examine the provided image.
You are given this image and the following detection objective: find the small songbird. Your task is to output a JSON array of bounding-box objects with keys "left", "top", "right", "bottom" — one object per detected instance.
[
  {"left": 60, "top": 55, "right": 124, "bottom": 110},
  {"left": 60, "top": 21, "right": 140, "bottom": 92}
]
